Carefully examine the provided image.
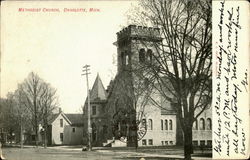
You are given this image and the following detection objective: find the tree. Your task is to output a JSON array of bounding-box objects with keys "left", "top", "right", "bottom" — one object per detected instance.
[
  {"left": 13, "top": 87, "right": 32, "bottom": 148},
  {"left": 19, "top": 72, "right": 58, "bottom": 147},
  {"left": 19, "top": 72, "right": 44, "bottom": 147},
  {"left": 37, "top": 82, "right": 58, "bottom": 148},
  {"left": 106, "top": 64, "right": 156, "bottom": 148},
  {"left": 128, "top": 0, "right": 212, "bottom": 159}
]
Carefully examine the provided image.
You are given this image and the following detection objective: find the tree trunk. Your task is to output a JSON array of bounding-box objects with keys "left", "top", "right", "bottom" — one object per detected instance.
[
  {"left": 20, "top": 118, "right": 23, "bottom": 148},
  {"left": 44, "top": 124, "right": 47, "bottom": 148},
  {"left": 183, "top": 124, "right": 193, "bottom": 160}
]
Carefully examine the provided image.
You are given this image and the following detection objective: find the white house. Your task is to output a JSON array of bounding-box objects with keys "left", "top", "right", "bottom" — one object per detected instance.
[{"left": 48, "top": 110, "right": 84, "bottom": 145}]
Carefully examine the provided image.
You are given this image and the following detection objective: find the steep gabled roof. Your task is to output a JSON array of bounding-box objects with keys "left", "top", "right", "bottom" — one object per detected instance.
[
  {"left": 48, "top": 112, "right": 83, "bottom": 127},
  {"left": 64, "top": 114, "right": 84, "bottom": 126},
  {"left": 90, "top": 74, "right": 107, "bottom": 101}
]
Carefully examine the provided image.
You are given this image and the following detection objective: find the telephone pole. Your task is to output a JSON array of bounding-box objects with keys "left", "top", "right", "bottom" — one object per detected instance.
[{"left": 82, "top": 65, "right": 92, "bottom": 151}]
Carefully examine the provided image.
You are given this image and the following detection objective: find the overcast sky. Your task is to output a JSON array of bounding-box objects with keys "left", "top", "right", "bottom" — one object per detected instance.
[{"left": 1, "top": 1, "right": 137, "bottom": 113}]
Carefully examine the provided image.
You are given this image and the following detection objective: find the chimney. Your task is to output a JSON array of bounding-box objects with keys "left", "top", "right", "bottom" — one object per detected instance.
[{"left": 59, "top": 107, "right": 62, "bottom": 113}]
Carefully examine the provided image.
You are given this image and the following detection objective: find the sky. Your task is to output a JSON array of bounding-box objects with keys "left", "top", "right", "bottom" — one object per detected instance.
[{"left": 1, "top": 0, "right": 138, "bottom": 113}]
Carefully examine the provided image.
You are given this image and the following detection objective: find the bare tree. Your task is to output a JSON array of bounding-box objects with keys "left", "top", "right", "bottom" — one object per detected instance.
[
  {"left": 38, "top": 83, "right": 58, "bottom": 148},
  {"left": 19, "top": 72, "right": 44, "bottom": 147},
  {"left": 106, "top": 68, "right": 155, "bottom": 148},
  {"left": 128, "top": 0, "right": 212, "bottom": 159},
  {"left": 13, "top": 86, "right": 32, "bottom": 148}
]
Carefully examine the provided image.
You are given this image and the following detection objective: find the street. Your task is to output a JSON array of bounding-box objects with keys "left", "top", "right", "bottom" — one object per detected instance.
[{"left": 2, "top": 146, "right": 212, "bottom": 160}]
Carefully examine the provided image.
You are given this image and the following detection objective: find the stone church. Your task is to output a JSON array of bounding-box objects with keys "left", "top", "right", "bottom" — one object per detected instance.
[{"left": 82, "top": 25, "right": 212, "bottom": 147}]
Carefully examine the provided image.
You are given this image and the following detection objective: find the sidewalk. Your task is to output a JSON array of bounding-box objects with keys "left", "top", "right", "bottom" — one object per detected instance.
[
  {"left": 47, "top": 145, "right": 212, "bottom": 159},
  {"left": 96, "top": 149, "right": 212, "bottom": 160}
]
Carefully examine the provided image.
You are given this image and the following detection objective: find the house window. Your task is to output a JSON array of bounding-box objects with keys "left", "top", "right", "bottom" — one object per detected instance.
[
  {"left": 147, "top": 49, "right": 153, "bottom": 62},
  {"left": 72, "top": 128, "right": 75, "bottom": 133},
  {"left": 139, "top": 49, "right": 145, "bottom": 63},
  {"left": 207, "top": 118, "right": 212, "bottom": 130},
  {"left": 169, "top": 120, "right": 173, "bottom": 130},
  {"left": 60, "top": 119, "right": 63, "bottom": 127},
  {"left": 148, "top": 139, "right": 153, "bottom": 145},
  {"left": 169, "top": 141, "right": 173, "bottom": 145},
  {"left": 161, "top": 141, "right": 164, "bottom": 145},
  {"left": 207, "top": 140, "right": 212, "bottom": 147},
  {"left": 200, "top": 140, "right": 205, "bottom": 146},
  {"left": 125, "top": 54, "right": 129, "bottom": 65},
  {"left": 193, "top": 141, "right": 198, "bottom": 146},
  {"left": 165, "top": 120, "right": 168, "bottom": 130},
  {"left": 142, "top": 139, "right": 147, "bottom": 146},
  {"left": 165, "top": 141, "right": 168, "bottom": 145},
  {"left": 193, "top": 120, "right": 198, "bottom": 130},
  {"left": 92, "top": 106, "right": 96, "bottom": 115},
  {"left": 148, "top": 119, "right": 153, "bottom": 130},
  {"left": 161, "top": 120, "right": 163, "bottom": 130},
  {"left": 200, "top": 118, "right": 205, "bottom": 130},
  {"left": 60, "top": 133, "right": 63, "bottom": 142}
]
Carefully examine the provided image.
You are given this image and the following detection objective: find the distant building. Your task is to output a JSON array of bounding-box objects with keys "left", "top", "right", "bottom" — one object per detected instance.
[
  {"left": 83, "top": 25, "right": 212, "bottom": 147},
  {"left": 47, "top": 110, "right": 84, "bottom": 145}
]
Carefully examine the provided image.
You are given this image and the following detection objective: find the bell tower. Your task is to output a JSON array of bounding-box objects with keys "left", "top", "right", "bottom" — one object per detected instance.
[{"left": 116, "top": 25, "right": 162, "bottom": 73}]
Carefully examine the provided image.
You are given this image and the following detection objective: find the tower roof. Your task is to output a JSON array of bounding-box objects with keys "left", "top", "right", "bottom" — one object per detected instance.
[{"left": 90, "top": 74, "right": 107, "bottom": 101}]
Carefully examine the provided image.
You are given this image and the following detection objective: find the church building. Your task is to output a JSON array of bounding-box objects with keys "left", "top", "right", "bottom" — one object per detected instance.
[{"left": 82, "top": 25, "right": 212, "bottom": 147}]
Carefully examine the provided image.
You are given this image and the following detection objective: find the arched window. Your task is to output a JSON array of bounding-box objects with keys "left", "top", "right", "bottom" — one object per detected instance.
[
  {"left": 147, "top": 49, "right": 153, "bottom": 62},
  {"left": 165, "top": 120, "right": 168, "bottom": 130},
  {"left": 161, "top": 120, "right": 163, "bottom": 130},
  {"left": 193, "top": 120, "right": 198, "bottom": 130},
  {"left": 200, "top": 118, "right": 205, "bottom": 130},
  {"left": 148, "top": 119, "right": 153, "bottom": 130},
  {"left": 139, "top": 49, "right": 145, "bottom": 63},
  {"left": 207, "top": 118, "right": 212, "bottom": 130},
  {"left": 169, "top": 120, "right": 173, "bottom": 130},
  {"left": 125, "top": 54, "right": 129, "bottom": 65}
]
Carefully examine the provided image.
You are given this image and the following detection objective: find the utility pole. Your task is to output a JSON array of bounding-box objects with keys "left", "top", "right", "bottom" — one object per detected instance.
[{"left": 82, "top": 65, "right": 92, "bottom": 151}]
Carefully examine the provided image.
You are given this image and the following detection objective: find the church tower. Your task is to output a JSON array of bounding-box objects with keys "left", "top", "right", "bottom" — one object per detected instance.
[{"left": 116, "top": 25, "right": 162, "bottom": 73}]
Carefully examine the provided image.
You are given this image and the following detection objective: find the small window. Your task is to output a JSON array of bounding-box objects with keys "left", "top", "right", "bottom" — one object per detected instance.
[
  {"left": 193, "top": 141, "right": 198, "bottom": 146},
  {"left": 72, "top": 128, "right": 75, "bottom": 133},
  {"left": 200, "top": 140, "right": 205, "bottom": 146},
  {"left": 207, "top": 140, "right": 212, "bottom": 147},
  {"left": 148, "top": 119, "right": 153, "bottom": 130},
  {"left": 142, "top": 139, "right": 147, "bottom": 146},
  {"left": 193, "top": 120, "right": 198, "bottom": 130},
  {"left": 200, "top": 118, "right": 205, "bottom": 130},
  {"left": 170, "top": 141, "right": 173, "bottom": 145},
  {"left": 165, "top": 120, "right": 168, "bottom": 130},
  {"left": 60, "top": 133, "right": 63, "bottom": 142},
  {"left": 165, "top": 141, "right": 168, "bottom": 145},
  {"left": 161, "top": 120, "right": 163, "bottom": 130},
  {"left": 148, "top": 139, "right": 153, "bottom": 145},
  {"left": 92, "top": 106, "right": 96, "bottom": 115},
  {"left": 125, "top": 54, "right": 129, "bottom": 65},
  {"left": 169, "top": 120, "right": 173, "bottom": 130},
  {"left": 60, "top": 119, "right": 63, "bottom": 127},
  {"left": 139, "top": 49, "right": 145, "bottom": 63},
  {"left": 207, "top": 118, "right": 212, "bottom": 130},
  {"left": 161, "top": 141, "right": 164, "bottom": 145},
  {"left": 147, "top": 49, "right": 153, "bottom": 62}
]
